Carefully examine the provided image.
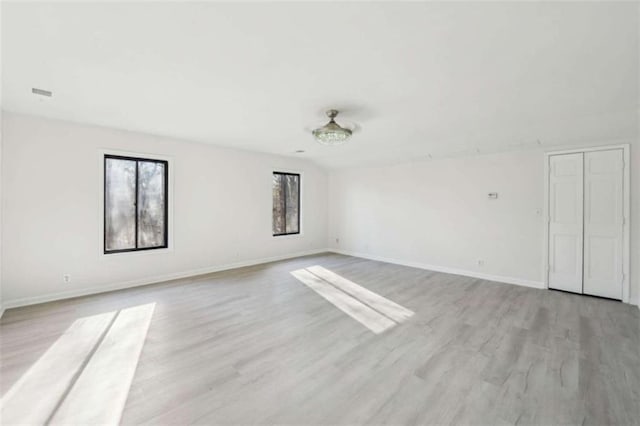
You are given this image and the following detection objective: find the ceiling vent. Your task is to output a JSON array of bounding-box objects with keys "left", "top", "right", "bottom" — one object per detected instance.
[{"left": 32, "top": 88, "right": 52, "bottom": 97}]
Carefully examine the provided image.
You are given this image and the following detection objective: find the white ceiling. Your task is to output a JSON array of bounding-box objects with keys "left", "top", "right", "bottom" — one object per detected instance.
[{"left": 2, "top": 2, "right": 638, "bottom": 168}]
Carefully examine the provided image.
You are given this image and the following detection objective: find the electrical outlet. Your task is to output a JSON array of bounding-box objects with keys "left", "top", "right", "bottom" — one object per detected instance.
[
  {"left": 63, "top": 274, "right": 71, "bottom": 284},
  {"left": 477, "top": 259, "right": 485, "bottom": 267},
  {"left": 335, "top": 237, "right": 340, "bottom": 245}
]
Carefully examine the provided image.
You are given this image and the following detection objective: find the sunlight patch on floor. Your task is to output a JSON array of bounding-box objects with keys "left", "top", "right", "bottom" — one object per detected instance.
[
  {"left": 0, "top": 311, "right": 117, "bottom": 424},
  {"left": 1, "top": 303, "right": 155, "bottom": 425},
  {"left": 291, "top": 267, "right": 413, "bottom": 334},
  {"left": 307, "top": 266, "right": 414, "bottom": 323},
  {"left": 50, "top": 303, "right": 155, "bottom": 425}
]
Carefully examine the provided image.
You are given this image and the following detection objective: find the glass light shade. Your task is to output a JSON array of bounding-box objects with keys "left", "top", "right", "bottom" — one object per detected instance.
[{"left": 312, "top": 120, "right": 352, "bottom": 146}]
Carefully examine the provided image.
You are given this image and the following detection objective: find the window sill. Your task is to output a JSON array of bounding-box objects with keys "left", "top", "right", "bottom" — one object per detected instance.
[
  {"left": 273, "top": 233, "right": 304, "bottom": 240},
  {"left": 100, "top": 247, "right": 173, "bottom": 258}
]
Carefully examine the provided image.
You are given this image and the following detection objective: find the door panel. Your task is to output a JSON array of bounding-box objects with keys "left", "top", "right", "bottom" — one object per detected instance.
[
  {"left": 583, "top": 149, "right": 623, "bottom": 299},
  {"left": 553, "top": 234, "right": 578, "bottom": 273},
  {"left": 548, "top": 153, "right": 583, "bottom": 293}
]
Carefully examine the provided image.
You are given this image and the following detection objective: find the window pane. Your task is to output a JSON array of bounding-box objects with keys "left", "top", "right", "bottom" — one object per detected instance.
[
  {"left": 138, "top": 161, "right": 166, "bottom": 248},
  {"left": 285, "top": 175, "right": 299, "bottom": 234},
  {"left": 105, "top": 158, "right": 136, "bottom": 251},
  {"left": 272, "top": 174, "right": 285, "bottom": 235}
]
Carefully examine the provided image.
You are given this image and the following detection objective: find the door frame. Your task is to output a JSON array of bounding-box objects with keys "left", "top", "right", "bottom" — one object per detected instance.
[{"left": 543, "top": 144, "right": 630, "bottom": 303}]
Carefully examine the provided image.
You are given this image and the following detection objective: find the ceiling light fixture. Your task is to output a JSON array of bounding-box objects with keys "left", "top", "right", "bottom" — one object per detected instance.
[{"left": 312, "top": 109, "right": 352, "bottom": 146}]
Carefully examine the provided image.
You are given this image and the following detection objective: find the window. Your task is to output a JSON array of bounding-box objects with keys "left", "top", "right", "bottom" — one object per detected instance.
[
  {"left": 272, "top": 172, "right": 300, "bottom": 236},
  {"left": 104, "top": 155, "right": 168, "bottom": 253}
]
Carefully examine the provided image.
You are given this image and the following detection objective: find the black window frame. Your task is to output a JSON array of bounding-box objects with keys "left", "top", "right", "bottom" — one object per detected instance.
[
  {"left": 104, "top": 154, "right": 169, "bottom": 254},
  {"left": 272, "top": 171, "right": 301, "bottom": 237}
]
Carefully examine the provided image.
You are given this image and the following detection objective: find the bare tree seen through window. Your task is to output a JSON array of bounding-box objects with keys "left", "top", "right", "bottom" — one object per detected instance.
[
  {"left": 104, "top": 155, "right": 168, "bottom": 253},
  {"left": 273, "top": 172, "right": 300, "bottom": 236}
]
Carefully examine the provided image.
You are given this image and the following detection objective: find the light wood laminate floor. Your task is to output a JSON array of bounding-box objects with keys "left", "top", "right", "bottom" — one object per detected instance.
[{"left": 1, "top": 253, "right": 639, "bottom": 425}]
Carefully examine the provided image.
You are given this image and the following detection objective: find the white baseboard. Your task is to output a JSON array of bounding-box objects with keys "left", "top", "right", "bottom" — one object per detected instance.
[
  {"left": 3, "top": 248, "right": 634, "bottom": 311},
  {"left": 2, "top": 249, "right": 329, "bottom": 310},
  {"left": 328, "top": 249, "right": 546, "bottom": 290}
]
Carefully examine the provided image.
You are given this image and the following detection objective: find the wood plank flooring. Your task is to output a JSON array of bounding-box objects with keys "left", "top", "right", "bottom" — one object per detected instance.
[{"left": 1, "top": 253, "right": 639, "bottom": 425}]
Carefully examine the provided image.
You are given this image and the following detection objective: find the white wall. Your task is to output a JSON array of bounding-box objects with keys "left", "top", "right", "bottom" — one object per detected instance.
[
  {"left": 0, "top": 3, "right": 4, "bottom": 316},
  {"left": 1, "top": 112, "right": 328, "bottom": 307},
  {"left": 328, "top": 146, "right": 640, "bottom": 305},
  {"left": 2, "top": 112, "right": 638, "bottom": 309},
  {"left": 0, "top": 108, "right": 3, "bottom": 316},
  {"left": 632, "top": 138, "right": 640, "bottom": 306}
]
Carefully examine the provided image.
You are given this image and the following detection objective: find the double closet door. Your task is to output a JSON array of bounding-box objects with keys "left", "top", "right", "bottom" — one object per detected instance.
[{"left": 548, "top": 149, "right": 624, "bottom": 300}]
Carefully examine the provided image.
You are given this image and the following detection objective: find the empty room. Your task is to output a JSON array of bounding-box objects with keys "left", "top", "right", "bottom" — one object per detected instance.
[{"left": 0, "top": 1, "right": 639, "bottom": 425}]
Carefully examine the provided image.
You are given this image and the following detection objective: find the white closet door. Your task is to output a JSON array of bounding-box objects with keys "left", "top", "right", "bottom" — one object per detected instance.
[
  {"left": 583, "top": 149, "right": 624, "bottom": 299},
  {"left": 548, "top": 153, "right": 584, "bottom": 293}
]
